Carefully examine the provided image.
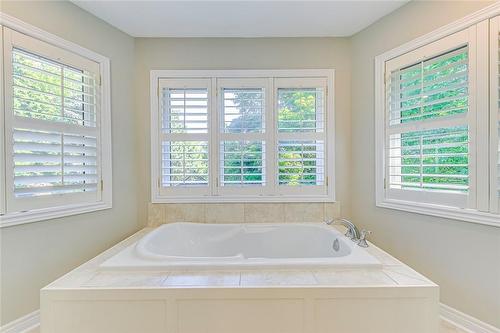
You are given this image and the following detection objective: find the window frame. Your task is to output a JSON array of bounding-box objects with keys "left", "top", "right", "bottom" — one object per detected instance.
[
  {"left": 150, "top": 69, "right": 335, "bottom": 203},
  {"left": 374, "top": 4, "right": 500, "bottom": 227},
  {"left": 0, "top": 14, "right": 112, "bottom": 228}
]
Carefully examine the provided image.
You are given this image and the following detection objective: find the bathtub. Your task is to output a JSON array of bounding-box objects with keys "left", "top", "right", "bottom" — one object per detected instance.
[{"left": 100, "top": 222, "right": 381, "bottom": 270}]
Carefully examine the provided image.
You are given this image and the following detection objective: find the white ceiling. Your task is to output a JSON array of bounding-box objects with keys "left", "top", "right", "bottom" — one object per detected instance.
[{"left": 71, "top": 1, "right": 408, "bottom": 38}]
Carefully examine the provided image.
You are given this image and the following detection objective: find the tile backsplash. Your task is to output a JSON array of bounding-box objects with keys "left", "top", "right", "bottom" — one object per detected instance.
[{"left": 147, "top": 202, "right": 341, "bottom": 227}]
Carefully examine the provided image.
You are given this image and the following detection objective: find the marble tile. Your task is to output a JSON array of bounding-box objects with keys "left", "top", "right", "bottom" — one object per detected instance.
[
  {"left": 205, "top": 203, "right": 245, "bottom": 223},
  {"left": 283, "top": 203, "right": 325, "bottom": 223},
  {"left": 83, "top": 271, "right": 168, "bottom": 288},
  {"left": 324, "top": 202, "right": 341, "bottom": 220},
  {"left": 244, "top": 203, "right": 285, "bottom": 223},
  {"left": 240, "top": 270, "right": 317, "bottom": 286},
  {"left": 365, "top": 245, "right": 403, "bottom": 266},
  {"left": 49, "top": 269, "right": 98, "bottom": 289},
  {"left": 163, "top": 271, "right": 240, "bottom": 286},
  {"left": 383, "top": 266, "right": 432, "bottom": 286},
  {"left": 164, "top": 203, "right": 205, "bottom": 223},
  {"left": 147, "top": 203, "right": 165, "bottom": 227},
  {"left": 312, "top": 269, "right": 396, "bottom": 286}
]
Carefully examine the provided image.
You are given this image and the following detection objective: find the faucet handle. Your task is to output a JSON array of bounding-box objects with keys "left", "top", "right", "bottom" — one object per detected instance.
[
  {"left": 345, "top": 227, "right": 355, "bottom": 239},
  {"left": 357, "top": 229, "right": 372, "bottom": 248}
]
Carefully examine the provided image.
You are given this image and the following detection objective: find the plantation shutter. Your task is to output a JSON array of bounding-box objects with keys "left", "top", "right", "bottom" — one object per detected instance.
[
  {"left": 275, "top": 78, "right": 328, "bottom": 196},
  {"left": 384, "top": 29, "right": 475, "bottom": 208},
  {"left": 217, "top": 78, "right": 269, "bottom": 195},
  {"left": 158, "top": 78, "right": 211, "bottom": 197},
  {"left": 4, "top": 27, "right": 101, "bottom": 213}
]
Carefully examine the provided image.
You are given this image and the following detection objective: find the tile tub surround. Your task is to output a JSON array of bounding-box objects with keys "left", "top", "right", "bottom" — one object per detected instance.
[
  {"left": 40, "top": 226, "right": 439, "bottom": 333},
  {"left": 147, "top": 202, "right": 341, "bottom": 226}
]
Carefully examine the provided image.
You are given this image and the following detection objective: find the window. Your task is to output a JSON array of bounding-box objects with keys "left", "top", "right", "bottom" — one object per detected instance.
[
  {"left": 151, "top": 70, "right": 334, "bottom": 202},
  {"left": 217, "top": 78, "right": 269, "bottom": 196},
  {"left": 276, "top": 78, "right": 327, "bottom": 196},
  {"left": 159, "top": 79, "right": 211, "bottom": 196},
  {"left": 376, "top": 16, "right": 500, "bottom": 226},
  {"left": 0, "top": 22, "right": 112, "bottom": 227}
]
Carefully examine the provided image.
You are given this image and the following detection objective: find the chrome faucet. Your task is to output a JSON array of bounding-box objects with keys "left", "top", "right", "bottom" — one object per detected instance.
[
  {"left": 325, "top": 218, "right": 360, "bottom": 240},
  {"left": 325, "top": 218, "right": 371, "bottom": 247}
]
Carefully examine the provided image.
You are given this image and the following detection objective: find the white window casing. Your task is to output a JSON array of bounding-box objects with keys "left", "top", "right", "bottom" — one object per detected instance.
[
  {"left": 489, "top": 15, "right": 500, "bottom": 214},
  {"left": 150, "top": 70, "right": 335, "bottom": 203},
  {"left": 375, "top": 4, "right": 500, "bottom": 227},
  {"left": 0, "top": 15, "right": 112, "bottom": 227}
]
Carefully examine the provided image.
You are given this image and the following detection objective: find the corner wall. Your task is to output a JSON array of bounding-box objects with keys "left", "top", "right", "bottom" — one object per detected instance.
[
  {"left": 0, "top": 1, "right": 142, "bottom": 325},
  {"left": 350, "top": 0, "right": 500, "bottom": 327},
  {"left": 135, "top": 37, "right": 353, "bottom": 226}
]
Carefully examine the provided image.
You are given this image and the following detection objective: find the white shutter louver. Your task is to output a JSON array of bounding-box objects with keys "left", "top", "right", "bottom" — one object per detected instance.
[
  {"left": 13, "top": 48, "right": 97, "bottom": 126},
  {"left": 278, "top": 140, "right": 324, "bottom": 186},
  {"left": 160, "top": 80, "right": 211, "bottom": 191},
  {"left": 219, "top": 83, "right": 267, "bottom": 189},
  {"left": 222, "top": 88, "right": 264, "bottom": 133},
  {"left": 278, "top": 88, "right": 324, "bottom": 132},
  {"left": 13, "top": 129, "right": 97, "bottom": 197},
  {"left": 9, "top": 46, "right": 100, "bottom": 204},
  {"left": 162, "top": 141, "right": 209, "bottom": 186},
  {"left": 162, "top": 88, "right": 208, "bottom": 134},
  {"left": 220, "top": 140, "right": 264, "bottom": 186},
  {"left": 276, "top": 85, "right": 326, "bottom": 188},
  {"left": 386, "top": 45, "right": 470, "bottom": 203}
]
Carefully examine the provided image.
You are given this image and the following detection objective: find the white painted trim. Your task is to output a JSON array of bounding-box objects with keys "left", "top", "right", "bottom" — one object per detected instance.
[
  {"left": 440, "top": 303, "right": 500, "bottom": 333},
  {"left": 378, "top": 200, "right": 500, "bottom": 228},
  {"left": 489, "top": 16, "right": 500, "bottom": 214},
  {"left": 0, "top": 310, "right": 39, "bottom": 333},
  {"left": 150, "top": 69, "right": 335, "bottom": 203},
  {"left": 0, "top": 13, "right": 113, "bottom": 227},
  {"left": 374, "top": 4, "right": 500, "bottom": 227},
  {"left": 0, "top": 201, "right": 112, "bottom": 228},
  {"left": 149, "top": 69, "right": 334, "bottom": 79}
]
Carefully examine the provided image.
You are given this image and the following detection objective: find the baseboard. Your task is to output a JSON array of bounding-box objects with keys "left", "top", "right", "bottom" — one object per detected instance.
[
  {"left": 440, "top": 303, "right": 500, "bottom": 333},
  {"left": 1, "top": 304, "right": 498, "bottom": 333},
  {"left": 0, "top": 310, "right": 39, "bottom": 333}
]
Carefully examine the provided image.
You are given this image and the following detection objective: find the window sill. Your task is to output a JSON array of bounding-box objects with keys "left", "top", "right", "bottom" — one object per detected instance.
[
  {"left": 0, "top": 201, "right": 112, "bottom": 228},
  {"left": 376, "top": 199, "right": 500, "bottom": 228},
  {"left": 152, "top": 195, "right": 335, "bottom": 204}
]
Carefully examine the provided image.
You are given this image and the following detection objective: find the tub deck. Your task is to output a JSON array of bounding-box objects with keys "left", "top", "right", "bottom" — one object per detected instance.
[{"left": 41, "top": 226, "right": 439, "bottom": 333}]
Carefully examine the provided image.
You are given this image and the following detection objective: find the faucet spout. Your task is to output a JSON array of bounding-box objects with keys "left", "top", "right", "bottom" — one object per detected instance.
[{"left": 325, "top": 218, "right": 360, "bottom": 241}]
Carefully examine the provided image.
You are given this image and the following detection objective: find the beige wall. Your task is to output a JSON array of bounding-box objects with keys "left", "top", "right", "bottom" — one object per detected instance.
[
  {"left": 350, "top": 0, "right": 500, "bottom": 327},
  {"left": 135, "top": 37, "right": 353, "bottom": 226},
  {"left": 0, "top": 1, "right": 142, "bottom": 325}
]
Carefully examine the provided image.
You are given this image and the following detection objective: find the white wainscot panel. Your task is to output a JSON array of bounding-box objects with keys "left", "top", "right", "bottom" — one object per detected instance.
[
  {"left": 51, "top": 300, "right": 167, "bottom": 333},
  {"left": 177, "top": 298, "right": 305, "bottom": 333}
]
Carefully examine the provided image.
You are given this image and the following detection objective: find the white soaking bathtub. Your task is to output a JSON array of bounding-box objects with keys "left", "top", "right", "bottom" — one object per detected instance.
[{"left": 100, "top": 222, "right": 381, "bottom": 270}]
